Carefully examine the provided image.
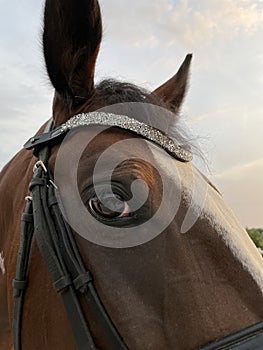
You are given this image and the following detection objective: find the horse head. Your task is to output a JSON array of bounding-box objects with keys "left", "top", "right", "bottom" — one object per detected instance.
[{"left": 1, "top": 1, "right": 263, "bottom": 349}]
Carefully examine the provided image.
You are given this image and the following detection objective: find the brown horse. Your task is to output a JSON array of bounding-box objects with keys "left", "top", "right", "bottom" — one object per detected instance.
[{"left": 1, "top": 1, "right": 263, "bottom": 349}]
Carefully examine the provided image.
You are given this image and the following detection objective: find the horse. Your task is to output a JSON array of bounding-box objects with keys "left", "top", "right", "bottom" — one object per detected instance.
[{"left": 1, "top": 1, "right": 263, "bottom": 349}]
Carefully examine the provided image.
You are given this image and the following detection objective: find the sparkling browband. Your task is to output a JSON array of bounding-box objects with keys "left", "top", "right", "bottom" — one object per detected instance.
[{"left": 61, "top": 112, "right": 193, "bottom": 162}]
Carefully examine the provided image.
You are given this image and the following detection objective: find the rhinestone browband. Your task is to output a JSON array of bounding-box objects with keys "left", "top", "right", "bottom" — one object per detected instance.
[
  {"left": 61, "top": 112, "right": 192, "bottom": 162},
  {"left": 24, "top": 112, "right": 192, "bottom": 162}
]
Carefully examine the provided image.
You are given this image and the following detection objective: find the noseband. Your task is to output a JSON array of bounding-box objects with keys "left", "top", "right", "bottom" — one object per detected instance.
[{"left": 13, "top": 112, "right": 263, "bottom": 349}]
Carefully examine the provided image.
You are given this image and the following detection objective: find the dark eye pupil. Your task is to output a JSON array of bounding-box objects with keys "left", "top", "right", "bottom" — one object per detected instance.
[{"left": 90, "top": 193, "right": 126, "bottom": 218}]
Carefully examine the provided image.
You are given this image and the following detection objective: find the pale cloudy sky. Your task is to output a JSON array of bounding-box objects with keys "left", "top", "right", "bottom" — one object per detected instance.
[{"left": 0, "top": 0, "right": 262, "bottom": 227}]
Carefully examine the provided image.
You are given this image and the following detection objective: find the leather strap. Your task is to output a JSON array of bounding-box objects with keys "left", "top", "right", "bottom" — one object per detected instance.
[
  {"left": 199, "top": 321, "right": 263, "bottom": 349},
  {"left": 13, "top": 120, "right": 127, "bottom": 349},
  {"left": 50, "top": 184, "right": 128, "bottom": 349},
  {"left": 23, "top": 126, "right": 66, "bottom": 151},
  {"left": 30, "top": 163, "right": 97, "bottom": 350},
  {"left": 13, "top": 201, "right": 34, "bottom": 350}
]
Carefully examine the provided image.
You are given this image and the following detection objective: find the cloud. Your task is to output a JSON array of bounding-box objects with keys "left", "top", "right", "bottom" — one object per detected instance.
[
  {"left": 213, "top": 158, "right": 263, "bottom": 227},
  {"left": 99, "top": 0, "right": 171, "bottom": 48},
  {"left": 100, "top": 0, "right": 263, "bottom": 49},
  {"left": 215, "top": 158, "right": 263, "bottom": 179},
  {"left": 171, "top": 0, "right": 263, "bottom": 45},
  {"left": 0, "top": 59, "right": 52, "bottom": 168}
]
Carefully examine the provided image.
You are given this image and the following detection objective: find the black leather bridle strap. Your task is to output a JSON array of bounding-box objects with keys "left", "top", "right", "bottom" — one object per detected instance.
[
  {"left": 48, "top": 176, "right": 128, "bottom": 349},
  {"left": 30, "top": 157, "right": 127, "bottom": 349},
  {"left": 30, "top": 160, "right": 98, "bottom": 350},
  {"left": 199, "top": 321, "right": 263, "bottom": 350},
  {"left": 12, "top": 122, "right": 53, "bottom": 350},
  {"left": 13, "top": 137, "right": 128, "bottom": 349},
  {"left": 50, "top": 188, "right": 128, "bottom": 348},
  {"left": 13, "top": 201, "right": 34, "bottom": 350}
]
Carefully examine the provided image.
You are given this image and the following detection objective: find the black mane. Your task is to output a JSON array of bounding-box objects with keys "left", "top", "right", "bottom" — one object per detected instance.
[{"left": 96, "top": 79, "right": 164, "bottom": 106}]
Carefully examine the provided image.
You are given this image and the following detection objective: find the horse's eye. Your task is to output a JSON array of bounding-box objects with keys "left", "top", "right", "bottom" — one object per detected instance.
[{"left": 89, "top": 192, "right": 131, "bottom": 219}]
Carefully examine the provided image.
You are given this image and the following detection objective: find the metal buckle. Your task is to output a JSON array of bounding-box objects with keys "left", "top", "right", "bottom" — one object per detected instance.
[
  {"left": 25, "top": 196, "right": 33, "bottom": 202},
  {"left": 49, "top": 180, "right": 58, "bottom": 190},
  {"left": 33, "top": 161, "right": 47, "bottom": 173}
]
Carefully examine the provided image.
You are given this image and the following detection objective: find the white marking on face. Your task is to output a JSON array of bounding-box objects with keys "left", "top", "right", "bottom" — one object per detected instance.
[
  {"left": 152, "top": 148, "right": 263, "bottom": 295},
  {"left": 0, "top": 251, "right": 5, "bottom": 275}
]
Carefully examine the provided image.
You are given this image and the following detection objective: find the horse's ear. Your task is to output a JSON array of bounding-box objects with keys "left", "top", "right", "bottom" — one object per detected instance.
[
  {"left": 43, "top": 0, "right": 102, "bottom": 105},
  {"left": 153, "top": 54, "right": 192, "bottom": 114}
]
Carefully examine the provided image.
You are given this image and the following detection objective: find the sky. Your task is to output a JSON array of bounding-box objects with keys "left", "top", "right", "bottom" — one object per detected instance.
[{"left": 0, "top": 0, "right": 262, "bottom": 227}]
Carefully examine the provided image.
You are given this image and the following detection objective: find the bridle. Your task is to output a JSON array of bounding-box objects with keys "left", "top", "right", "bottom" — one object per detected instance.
[
  {"left": 12, "top": 112, "right": 263, "bottom": 349},
  {"left": 13, "top": 117, "right": 128, "bottom": 350}
]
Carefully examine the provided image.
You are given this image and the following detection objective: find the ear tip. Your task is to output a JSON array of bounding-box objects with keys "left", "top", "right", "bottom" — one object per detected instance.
[{"left": 185, "top": 53, "right": 193, "bottom": 62}]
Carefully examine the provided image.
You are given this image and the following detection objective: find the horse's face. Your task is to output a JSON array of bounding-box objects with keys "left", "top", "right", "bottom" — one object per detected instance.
[{"left": 48, "top": 111, "right": 263, "bottom": 349}]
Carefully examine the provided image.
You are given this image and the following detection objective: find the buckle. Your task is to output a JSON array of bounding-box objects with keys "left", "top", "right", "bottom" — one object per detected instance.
[{"left": 33, "top": 160, "right": 47, "bottom": 173}]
